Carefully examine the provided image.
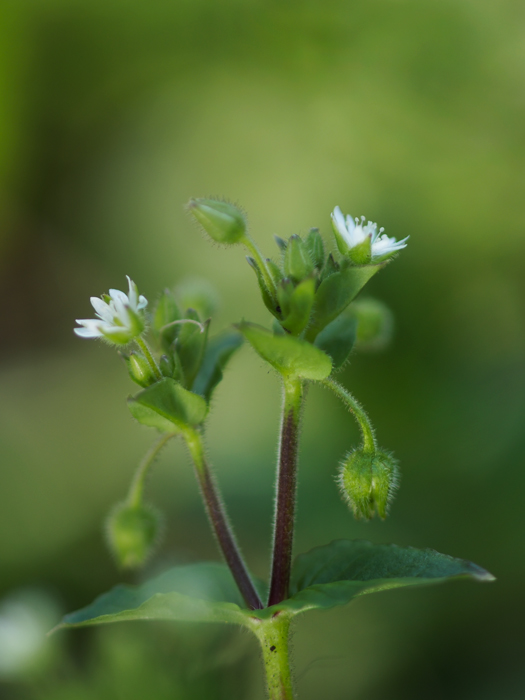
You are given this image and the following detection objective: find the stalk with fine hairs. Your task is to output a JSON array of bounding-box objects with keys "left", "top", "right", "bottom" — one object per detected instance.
[
  {"left": 268, "top": 376, "right": 304, "bottom": 606},
  {"left": 182, "top": 426, "right": 263, "bottom": 610}
]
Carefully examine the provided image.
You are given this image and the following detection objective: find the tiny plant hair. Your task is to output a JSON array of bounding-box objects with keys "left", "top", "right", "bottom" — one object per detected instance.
[{"left": 60, "top": 199, "right": 494, "bottom": 700}]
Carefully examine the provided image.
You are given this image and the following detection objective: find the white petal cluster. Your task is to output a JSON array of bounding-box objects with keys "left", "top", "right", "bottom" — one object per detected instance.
[
  {"left": 75, "top": 276, "right": 148, "bottom": 344},
  {"left": 331, "top": 206, "right": 409, "bottom": 259}
]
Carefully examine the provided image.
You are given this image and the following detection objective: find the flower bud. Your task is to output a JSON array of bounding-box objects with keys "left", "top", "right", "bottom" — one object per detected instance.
[
  {"left": 106, "top": 502, "right": 160, "bottom": 569},
  {"left": 338, "top": 448, "right": 399, "bottom": 520},
  {"left": 126, "top": 351, "right": 157, "bottom": 387},
  {"left": 352, "top": 298, "right": 394, "bottom": 352},
  {"left": 283, "top": 235, "right": 313, "bottom": 283},
  {"left": 304, "top": 228, "right": 325, "bottom": 270},
  {"left": 187, "top": 198, "right": 246, "bottom": 244}
]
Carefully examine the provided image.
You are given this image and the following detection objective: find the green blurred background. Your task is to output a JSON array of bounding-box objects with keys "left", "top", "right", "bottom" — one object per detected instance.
[{"left": 1, "top": 0, "right": 524, "bottom": 697}]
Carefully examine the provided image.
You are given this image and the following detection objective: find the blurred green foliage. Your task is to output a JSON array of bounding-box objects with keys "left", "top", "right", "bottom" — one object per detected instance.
[{"left": 0, "top": 0, "right": 524, "bottom": 698}]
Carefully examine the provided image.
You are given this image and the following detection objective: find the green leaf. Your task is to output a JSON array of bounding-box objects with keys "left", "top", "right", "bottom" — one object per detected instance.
[
  {"left": 128, "top": 378, "right": 208, "bottom": 431},
  {"left": 247, "top": 257, "right": 278, "bottom": 317},
  {"left": 192, "top": 331, "right": 243, "bottom": 402},
  {"left": 314, "top": 309, "right": 357, "bottom": 370},
  {"left": 305, "top": 264, "right": 384, "bottom": 341},
  {"left": 280, "top": 277, "right": 315, "bottom": 336},
  {"left": 276, "top": 540, "right": 494, "bottom": 614},
  {"left": 56, "top": 563, "right": 254, "bottom": 630},
  {"left": 176, "top": 310, "right": 209, "bottom": 389},
  {"left": 236, "top": 321, "right": 332, "bottom": 380}
]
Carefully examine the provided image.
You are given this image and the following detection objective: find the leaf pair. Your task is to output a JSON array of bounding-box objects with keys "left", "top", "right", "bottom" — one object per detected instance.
[{"left": 56, "top": 539, "right": 493, "bottom": 630}]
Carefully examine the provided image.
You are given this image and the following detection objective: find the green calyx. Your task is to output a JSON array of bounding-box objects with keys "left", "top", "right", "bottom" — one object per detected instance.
[
  {"left": 188, "top": 198, "right": 247, "bottom": 245},
  {"left": 338, "top": 448, "right": 399, "bottom": 520},
  {"left": 106, "top": 502, "right": 161, "bottom": 569}
]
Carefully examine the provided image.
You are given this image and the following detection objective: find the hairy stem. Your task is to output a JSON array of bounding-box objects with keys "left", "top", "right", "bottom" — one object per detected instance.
[
  {"left": 268, "top": 376, "right": 304, "bottom": 606},
  {"left": 127, "top": 433, "right": 176, "bottom": 509},
  {"left": 183, "top": 426, "right": 263, "bottom": 610},
  {"left": 321, "top": 377, "right": 376, "bottom": 453},
  {"left": 250, "top": 615, "right": 294, "bottom": 700},
  {"left": 135, "top": 336, "right": 162, "bottom": 381}
]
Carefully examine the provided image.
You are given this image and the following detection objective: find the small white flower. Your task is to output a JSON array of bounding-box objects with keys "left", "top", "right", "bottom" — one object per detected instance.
[
  {"left": 331, "top": 206, "right": 409, "bottom": 261},
  {"left": 75, "top": 276, "right": 148, "bottom": 345}
]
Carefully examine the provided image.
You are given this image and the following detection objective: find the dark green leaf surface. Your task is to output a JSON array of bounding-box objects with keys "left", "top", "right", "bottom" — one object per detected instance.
[
  {"left": 128, "top": 378, "right": 208, "bottom": 431},
  {"left": 57, "top": 563, "right": 253, "bottom": 629},
  {"left": 314, "top": 310, "right": 357, "bottom": 369},
  {"left": 192, "top": 331, "right": 243, "bottom": 401},
  {"left": 282, "top": 540, "right": 494, "bottom": 613},
  {"left": 236, "top": 321, "right": 332, "bottom": 380},
  {"left": 305, "top": 264, "right": 384, "bottom": 341}
]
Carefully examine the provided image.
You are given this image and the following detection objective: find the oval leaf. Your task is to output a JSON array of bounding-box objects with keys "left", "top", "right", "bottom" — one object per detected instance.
[
  {"left": 314, "top": 309, "right": 357, "bottom": 369},
  {"left": 236, "top": 321, "right": 332, "bottom": 380},
  {"left": 56, "top": 563, "right": 255, "bottom": 630},
  {"left": 305, "top": 263, "right": 384, "bottom": 341},
  {"left": 273, "top": 539, "right": 494, "bottom": 615},
  {"left": 128, "top": 378, "right": 208, "bottom": 431},
  {"left": 192, "top": 331, "right": 243, "bottom": 401}
]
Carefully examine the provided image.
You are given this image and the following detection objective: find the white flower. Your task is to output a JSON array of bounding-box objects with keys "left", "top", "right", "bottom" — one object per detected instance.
[
  {"left": 331, "top": 206, "right": 409, "bottom": 261},
  {"left": 74, "top": 276, "right": 148, "bottom": 344}
]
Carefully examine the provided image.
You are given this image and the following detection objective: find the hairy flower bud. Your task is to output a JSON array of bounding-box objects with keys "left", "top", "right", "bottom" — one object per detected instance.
[
  {"left": 338, "top": 448, "right": 399, "bottom": 520},
  {"left": 126, "top": 351, "right": 157, "bottom": 387},
  {"left": 106, "top": 503, "right": 160, "bottom": 569},
  {"left": 187, "top": 198, "right": 246, "bottom": 244},
  {"left": 283, "top": 235, "right": 313, "bottom": 283}
]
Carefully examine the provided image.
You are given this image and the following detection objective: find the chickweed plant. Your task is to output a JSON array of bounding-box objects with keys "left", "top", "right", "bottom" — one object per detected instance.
[{"left": 56, "top": 199, "right": 494, "bottom": 699}]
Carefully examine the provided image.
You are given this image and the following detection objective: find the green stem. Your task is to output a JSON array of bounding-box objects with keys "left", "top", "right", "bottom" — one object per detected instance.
[
  {"left": 268, "top": 376, "right": 304, "bottom": 606},
  {"left": 183, "top": 426, "right": 264, "bottom": 610},
  {"left": 249, "top": 614, "right": 294, "bottom": 700},
  {"left": 135, "top": 336, "right": 162, "bottom": 381},
  {"left": 127, "top": 433, "right": 176, "bottom": 509},
  {"left": 321, "top": 377, "right": 376, "bottom": 453},
  {"left": 242, "top": 233, "right": 277, "bottom": 302}
]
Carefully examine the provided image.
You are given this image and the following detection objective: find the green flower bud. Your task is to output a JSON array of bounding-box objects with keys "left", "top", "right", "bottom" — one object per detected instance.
[
  {"left": 352, "top": 298, "right": 394, "bottom": 352},
  {"left": 175, "top": 277, "right": 218, "bottom": 320},
  {"left": 304, "top": 228, "right": 325, "bottom": 270},
  {"left": 283, "top": 235, "right": 313, "bottom": 283},
  {"left": 187, "top": 198, "right": 246, "bottom": 244},
  {"left": 106, "top": 502, "right": 161, "bottom": 569},
  {"left": 159, "top": 353, "right": 175, "bottom": 378},
  {"left": 126, "top": 351, "right": 157, "bottom": 387},
  {"left": 338, "top": 448, "right": 399, "bottom": 520}
]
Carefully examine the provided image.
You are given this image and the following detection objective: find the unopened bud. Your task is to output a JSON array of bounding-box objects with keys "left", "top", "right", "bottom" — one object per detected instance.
[
  {"left": 352, "top": 298, "right": 394, "bottom": 352},
  {"left": 338, "top": 448, "right": 399, "bottom": 520},
  {"left": 283, "top": 235, "right": 313, "bottom": 283},
  {"left": 106, "top": 502, "right": 160, "bottom": 569},
  {"left": 125, "top": 351, "right": 157, "bottom": 387},
  {"left": 187, "top": 198, "right": 246, "bottom": 244}
]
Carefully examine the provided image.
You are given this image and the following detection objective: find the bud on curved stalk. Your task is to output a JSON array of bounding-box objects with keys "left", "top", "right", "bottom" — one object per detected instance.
[
  {"left": 106, "top": 502, "right": 161, "bottom": 569},
  {"left": 338, "top": 448, "right": 399, "bottom": 520},
  {"left": 187, "top": 198, "right": 246, "bottom": 244}
]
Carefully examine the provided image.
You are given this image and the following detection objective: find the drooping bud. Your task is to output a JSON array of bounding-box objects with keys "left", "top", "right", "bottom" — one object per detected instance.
[
  {"left": 126, "top": 351, "right": 157, "bottom": 387},
  {"left": 175, "top": 277, "right": 218, "bottom": 320},
  {"left": 338, "top": 448, "right": 399, "bottom": 520},
  {"left": 283, "top": 235, "right": 313, "bottom": 283},
  {"left": 187, "top": 198, "right": 246, "bottom": 244},
  {"left": 352, "top": 298, "right": 394, "bottom": 352},
  {"left": 106, "top": 502, "right": 161, "bottom": 569}
]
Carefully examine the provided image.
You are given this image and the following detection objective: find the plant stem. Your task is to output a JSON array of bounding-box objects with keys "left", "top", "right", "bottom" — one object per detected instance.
[
  {"left": 183, "top": 426, "right": 264, "bottom": 610},
  {"left": 321, "top": 377, "right": 376, "bottom": 453},
  {"left": 135, "top": 336, "right": 162, "bottom": 381},
  {"left": 250, "top": 614, "right": 294, "bottom": 700},
  {"left": 268, "top": 376, "right": 304, "bottom": 606},
  {"left": 127, "top": 433, "right": 176, "bottom": 509}
]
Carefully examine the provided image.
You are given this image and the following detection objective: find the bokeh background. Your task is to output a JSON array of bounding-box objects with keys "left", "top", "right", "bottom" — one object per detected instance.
[{"left": 1, "top": 0, "right": 524, "bottom": 698}]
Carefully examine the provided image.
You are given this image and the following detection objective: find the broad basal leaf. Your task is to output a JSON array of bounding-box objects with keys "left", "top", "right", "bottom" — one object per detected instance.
[
  {"left": 236, "top": 321, "right": 332, "bottom": 380},
  {"left": 128, "top": 378, "right": 208, "bottom": 432},
  {"left": 56, "top": 563, "right": 254, "bottom": 630},
  {"left": 276, "top": 539, "right": 494, "bottom": 614}
]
